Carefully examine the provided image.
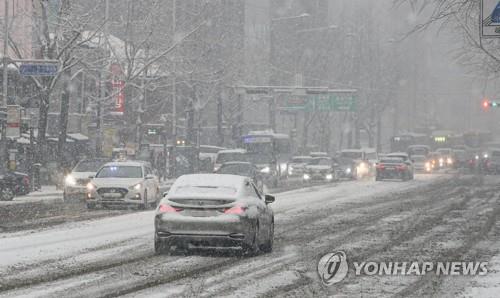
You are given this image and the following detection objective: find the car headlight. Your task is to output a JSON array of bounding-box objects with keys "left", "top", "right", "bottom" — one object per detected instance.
[
  {"left": 261, "top": 167, "right": 270, "bottom": 174},
  {"left": 65, "top": 175, "right": 76, "bottom": 186},
  {"left": 303, "top": 173, "right": 311, "bottom": 180},
  {"left": 345, "top": 167, "right": 352, "bottom": 174},
  {"left": 129, "top": 183, "right": 142, "bottom": 191},
  {"left": 280, "top": 163, "right": 287, "bottom": 172},
  {"left": 325, "top": 174, "right": 333, "bottom": 180},
  {"left": 86, "top": 183, "right": 96, "bottom": 191},
  {"left": 446, "top": 157, "right": 453, "bottom": 165},
  {"left": 484, "top": 154, "right": 489, "bottom": 159}
]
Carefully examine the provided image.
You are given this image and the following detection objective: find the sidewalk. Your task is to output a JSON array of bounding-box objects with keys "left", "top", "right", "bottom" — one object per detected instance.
[{"left": 24, "top": 185, "right": 63, "bottom": 198}]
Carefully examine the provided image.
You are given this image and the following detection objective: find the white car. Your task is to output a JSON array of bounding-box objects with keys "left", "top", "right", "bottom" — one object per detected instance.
[
  {"left": 86, "top": 161, "right": 160, "bottom": 209},
  {"left": 288, "top": 156, "right": 313, "bottom": 177},
  {"left": 63, "top": 158, "right": 110, "bottom": 202}
]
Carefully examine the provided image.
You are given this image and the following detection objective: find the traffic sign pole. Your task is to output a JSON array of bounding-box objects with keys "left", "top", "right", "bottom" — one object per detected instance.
[{"left": 1, "top": 0, "right": 9, "bottom": 167}]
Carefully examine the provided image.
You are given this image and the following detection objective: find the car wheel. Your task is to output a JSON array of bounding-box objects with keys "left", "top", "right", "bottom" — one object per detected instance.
[
  {"left": 243, "top": 222, "right": 259, "bottom": 256},
  {"left": 150, "top": 188, "right": 160, "bottom": 208},
  {"left": 402, "top": 173, "right": 408, "bottom": 181},
  {"left": 260, "top": 221, "right": 274, "bottom": 253},
  {"left": 154, "top": 237, "right": 170, "bottom": 255},
  {"left": 0, "top": 186, "right": 14, "bottom": 201}
]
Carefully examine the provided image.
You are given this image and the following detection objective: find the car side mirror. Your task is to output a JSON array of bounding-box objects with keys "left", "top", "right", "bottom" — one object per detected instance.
[
  {"left": 163, "top": 191, "right": 169, "bottom": 197},
  {"left": 265, "top": 194, "right": 275, "bottom": 204},
  {"left": 145, "top": 174, "right": 155, "bottom": 180}
]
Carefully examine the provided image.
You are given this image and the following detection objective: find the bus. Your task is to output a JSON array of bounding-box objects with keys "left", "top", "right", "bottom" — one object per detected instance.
[{"left": 241, "top": 131, "right": 292, "bottom": 184}]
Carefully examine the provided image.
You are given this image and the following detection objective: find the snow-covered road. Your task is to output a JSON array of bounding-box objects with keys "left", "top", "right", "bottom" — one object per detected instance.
[{"left": 0, "top": 174, "right": 498, "bottom": 297}]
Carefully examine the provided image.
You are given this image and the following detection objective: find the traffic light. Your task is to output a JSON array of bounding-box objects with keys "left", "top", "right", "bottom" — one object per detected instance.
[
  {"left": 483, "top": 99, "right": 491, "bottom": 109},
  {"left": 481, "top": 98, "right": 500, "bottom": 109}
]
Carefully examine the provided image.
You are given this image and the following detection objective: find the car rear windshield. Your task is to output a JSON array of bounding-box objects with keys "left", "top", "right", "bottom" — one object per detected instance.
[
  {"left": 308, "top": 158, "right": 331, "bottom": 165},
  {"left": 74, "top": 160, "right": 108, "bottom": 172},
  {"left": 217, "top": 164, "right": 252, "bottom": 176},
  {"left": 216, "top": 153, "right": 246, "bottom": 163},
  {"left": 96, "top": 166, "right": 143, "bottom": 178},
  {"left": 174, "top": 185, "right": 237, "bottom": 196}
]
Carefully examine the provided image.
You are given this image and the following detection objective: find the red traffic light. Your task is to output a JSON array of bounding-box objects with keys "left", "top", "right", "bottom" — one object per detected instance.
[{"left": 483, "top": 99, "right": 491, "bottom": 109}]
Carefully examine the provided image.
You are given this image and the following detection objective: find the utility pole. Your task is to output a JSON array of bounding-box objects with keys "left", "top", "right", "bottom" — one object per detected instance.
[
  {"left": 269, "top": 96, "right": 276, "bottom": 131},
  {"left": 170, "top": 0, "right": 177, "bottom": 177},
  {"left": 216, "top": 94, "right": 223, "bottom": 146},
  {"left": 1, "top": 0, "right": 9, "bottom": 167},
  {"left": 97, "top": 0, "right": 109, "bottom": 156}
]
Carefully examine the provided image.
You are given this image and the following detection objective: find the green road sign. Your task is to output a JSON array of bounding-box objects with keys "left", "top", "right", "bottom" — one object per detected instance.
[{"left": 282, "top": 94, "right": 356, "bottom": 112}]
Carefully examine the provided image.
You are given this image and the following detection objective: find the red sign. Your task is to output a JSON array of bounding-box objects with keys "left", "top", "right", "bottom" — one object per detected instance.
[
  {"left": 109, "top": 63, "right": 125, "bottom": 115},
  {"left": 111, "top": 80, "right": 125, "bottom": 115}
]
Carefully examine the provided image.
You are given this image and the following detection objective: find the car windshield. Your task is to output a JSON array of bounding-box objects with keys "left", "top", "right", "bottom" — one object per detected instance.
[
  {"left": 387, "top": 154, "right": 408, "bottom": 160},
  {"left": 217, "top": 164, "right": 253, "bottom": 176},
  {"left": 246, "top": 153, "right": 272, "bottom": 164},
  {"left": 216, "top": 153, "right": 246, "bottom": 163},
  {"left": 291, "top": 157, "right": 312, "bottom": 163},
  {"left": 335, "top": 157, "right": 353, "bottom": 165},
  {"left": 95, "top": 166, "right": 143, "bottom": 178},
  {"left": 341, "top": 152, "right": 362, "bottom": 159},
  {"left": 412, "top": 156, "right": 426, "bottom": 162},
  {"left": 74, "top": 160, "right": 108, "bottom": 172},
  {"left": 308, "top": 158, "right": 331, "bottom": 165}
]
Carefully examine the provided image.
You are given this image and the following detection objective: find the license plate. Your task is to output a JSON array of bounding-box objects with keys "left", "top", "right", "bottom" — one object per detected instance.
[
  {"left": 103, "top": 193, "right": 122, "bottom": 198},
  {"left": 188, "top": 210, "right": 217, "bottom": 217}
]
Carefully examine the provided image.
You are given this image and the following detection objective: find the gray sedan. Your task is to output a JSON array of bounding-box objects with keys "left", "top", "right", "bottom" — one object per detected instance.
[{"left": 154, "top": 174, "right": 275, "bottom": 255}]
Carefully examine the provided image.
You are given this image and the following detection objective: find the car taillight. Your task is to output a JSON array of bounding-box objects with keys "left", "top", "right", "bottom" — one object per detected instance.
[
  {"left": 376, "top": 164, "right": 385, "bottom": 169},
  {"left": 224, "top": 205, "right": 247, "bottom": 215},
  {"left": 158, "top": 204, "right": 182, "bottom": 213},
  {"left": 397, "top": 165, "right": 407, "bottom": 171}
]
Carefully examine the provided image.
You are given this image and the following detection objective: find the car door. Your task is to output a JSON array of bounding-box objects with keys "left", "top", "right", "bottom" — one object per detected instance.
[{"left": 250, "top": 182, "right": 272, "bottom": 244}]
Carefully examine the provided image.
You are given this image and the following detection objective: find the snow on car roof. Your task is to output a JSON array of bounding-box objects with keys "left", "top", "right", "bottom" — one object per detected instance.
[
  {"left": 101, "top": 161, "right": 145, "bottom": 167},
  {"left": 387, "top": 152, "right": 408, "bottom": 156},
  {"left": 169, "top": 174, "right": 248, "bottom": 198},
  {"left": 173, "top": 174, "right": 246, "bottom": 187},
  {"left": 341, "top": 149, "right": 363, "bottom": 153},
  {"left": 217, "top": 149, "right": 246, "bottom": 154}
]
